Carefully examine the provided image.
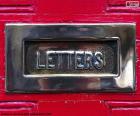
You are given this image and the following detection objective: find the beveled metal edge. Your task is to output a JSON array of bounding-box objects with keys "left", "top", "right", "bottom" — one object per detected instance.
[
  {"left": 5, "top": 23, "right": 136, "bottom": 93},
  {"left": 5, "top": 23, "right": 135, "bottom": 26},
  {"left": 22, "top": 37, "right": 120, "bottom": 78}
]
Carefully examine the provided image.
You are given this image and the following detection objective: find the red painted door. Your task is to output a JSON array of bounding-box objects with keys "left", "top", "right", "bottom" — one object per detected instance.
[{"left": 0, "top": 0, "right": 140, "bottom": 115}]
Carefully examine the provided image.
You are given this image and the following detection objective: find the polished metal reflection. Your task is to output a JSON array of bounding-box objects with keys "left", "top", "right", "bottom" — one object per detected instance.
[
  {"left": 24, "top": 40, "right": 118, "bottom": 77},
  {"left": 5, "top": 23, "right": 136, "bottom": 93}
]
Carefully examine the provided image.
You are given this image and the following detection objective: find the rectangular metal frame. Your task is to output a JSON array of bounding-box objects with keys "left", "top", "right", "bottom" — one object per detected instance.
[
  {"left": 5, "top": 23, "right": 136, "bottom": 93},
  {"left": 23, "top": 38, "right": 119, "bottom": 78}
]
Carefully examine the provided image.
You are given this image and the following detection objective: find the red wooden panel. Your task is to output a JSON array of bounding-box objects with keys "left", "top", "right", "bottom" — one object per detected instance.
[
  {"left": 106, "top": 101, "right": 140, "bottom": 116},
  {"left": 0, "top": 0, "right": 34, "bottom": 13},
  {"left": 108, "top": 0, "right": 140, "bottom": 6},
  {"left": 0, "top": 0, "right": 139, "bottom": 115},
  {"left": 106, "top": 101, "right": 140, "bottom": 108},
  {"left": 0, "top": 0, "right": 33, "bottom": 5},
  {"left": 35, "top": 0, "right": 105, "bottom": 14},
  {"left": 107, "top": 0, "right": 140, "bottom": 12},
  {"left": 112, "top": 108, "right": 140, "bottom": 116},
  {"left": 0, "top": 101, "right": 37, "bottom": 115},
  {"left": 37, "top": 100, "right": 109, "bottom": 116}
]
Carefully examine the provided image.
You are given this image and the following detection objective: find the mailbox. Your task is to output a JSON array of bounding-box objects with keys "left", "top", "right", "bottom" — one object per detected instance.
[{"left": 6, "top": 23, "right": 135, "bottom": 92}]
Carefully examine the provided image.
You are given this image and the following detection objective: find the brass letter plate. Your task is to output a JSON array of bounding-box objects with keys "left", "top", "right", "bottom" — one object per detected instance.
[{"left": 5, "top": 23, "right": 135, "bottom": 93}]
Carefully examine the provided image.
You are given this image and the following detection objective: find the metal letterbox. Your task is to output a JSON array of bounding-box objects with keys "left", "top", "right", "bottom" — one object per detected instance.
[{"left": 5, "top": 23, "right": 135, "bottom": 92}]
